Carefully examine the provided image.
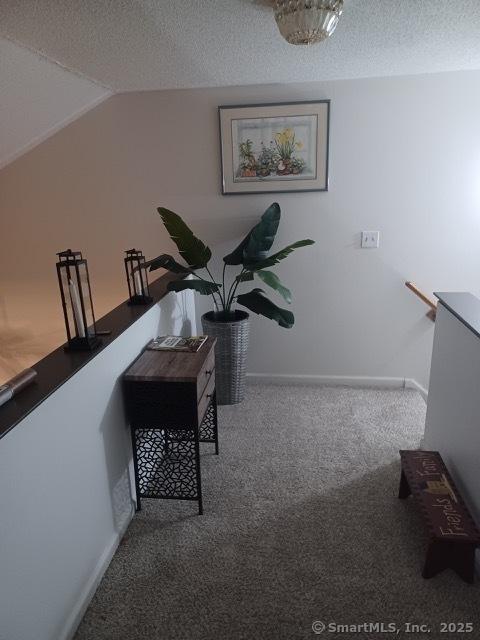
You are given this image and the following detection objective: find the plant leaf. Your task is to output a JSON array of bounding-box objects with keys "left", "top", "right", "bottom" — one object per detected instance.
[
  {"left": 245, "top": 239, "right": 315, "bottom": 271},
  {"left": 236, "top": 288, "right": 294, "bottom": 328},
  {"left": 223, "top": 203, "right": 281, "bottom": 265},
  {"left": 235, "top": 271, "right": 254, "bottom": 284},
  {"left": 167, "top": 279, "right": 221, "bottom": 295},
  {"left": 141, "top": 254, "right": 192, "bottom": 274},
  {"left": 256, "top": 270, "right": 291, "bottom": 303},
  {"left": 158, "top": 207, "right": 211, "bottom": 268},
  {"left": 243, "top": 202, "right": 281, "bottom": 262}
]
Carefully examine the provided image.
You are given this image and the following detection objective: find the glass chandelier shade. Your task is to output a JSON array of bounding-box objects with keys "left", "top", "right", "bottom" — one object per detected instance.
[{"left": 274, "top": 0, "right": 344, "bottom": 45}]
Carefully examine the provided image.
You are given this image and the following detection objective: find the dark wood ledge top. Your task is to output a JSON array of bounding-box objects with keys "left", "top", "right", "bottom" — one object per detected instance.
[
  {"left": 124, "top": 337, "right": 216, "bottom": 383},
  {"left": 0, "top": 272, "right": 184, "bottom": 442},
  {"left": 435, "top": 292, "right": 480, "bottom": 340}
]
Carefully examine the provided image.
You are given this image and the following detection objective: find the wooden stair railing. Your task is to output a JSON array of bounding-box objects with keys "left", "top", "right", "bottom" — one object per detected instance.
[{"left": 405, "top": 282, "right": 437, "bottom": 321}]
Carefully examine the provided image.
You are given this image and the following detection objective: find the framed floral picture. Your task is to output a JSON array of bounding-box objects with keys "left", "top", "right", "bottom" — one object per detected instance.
[{"left": 219, "top": 100, "right": 330, "bottom": 195}]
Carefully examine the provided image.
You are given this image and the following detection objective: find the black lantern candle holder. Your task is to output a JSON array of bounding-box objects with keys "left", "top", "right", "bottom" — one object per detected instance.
[
  {"left": 56, "top": 249, "right": 101, "bottom": 351},
  {"left": 124, "top": 249, "right": 153, "bottom": 305}
]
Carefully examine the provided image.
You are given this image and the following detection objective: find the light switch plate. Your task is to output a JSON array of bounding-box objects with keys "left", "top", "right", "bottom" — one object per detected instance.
[{"left": 361, "top": 231, "right": 380, "bottom": 248}]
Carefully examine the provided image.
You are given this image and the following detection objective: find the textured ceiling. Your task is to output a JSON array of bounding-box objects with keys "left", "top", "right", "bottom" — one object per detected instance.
[
  {"left": 0, "top": 37, "right": 110, "bottom": 168},
  {"left": 1, "top": 0, "right": 480, "bottom": 92}
]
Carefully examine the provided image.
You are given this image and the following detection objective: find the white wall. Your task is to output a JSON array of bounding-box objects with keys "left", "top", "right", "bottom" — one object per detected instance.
[
  {"left": 0, "top": 290, "right": 195, "bottom": 640},
  {"left": 424, "top": 303, "right": 480, "bottom": 524},
  {"left": 0, "top": 37, "right": 110, "bottom": 169},
  {"left": 2, "top": 70, "right": 480, "bottom": 389}
]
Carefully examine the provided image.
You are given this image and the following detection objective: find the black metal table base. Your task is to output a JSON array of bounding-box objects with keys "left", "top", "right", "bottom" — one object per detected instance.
[{"left": 130, "top": 398, "right": 219, "bottom": 515}]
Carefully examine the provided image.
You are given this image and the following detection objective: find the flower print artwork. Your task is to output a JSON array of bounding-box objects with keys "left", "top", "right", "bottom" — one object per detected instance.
[{"left": 219, "top": 101, "right": 330, "bottom": 194}]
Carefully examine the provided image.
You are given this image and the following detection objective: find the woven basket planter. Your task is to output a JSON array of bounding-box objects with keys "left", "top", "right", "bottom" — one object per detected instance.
[{"left": 201, "top": 310, "right": 250, "bottom": 405}]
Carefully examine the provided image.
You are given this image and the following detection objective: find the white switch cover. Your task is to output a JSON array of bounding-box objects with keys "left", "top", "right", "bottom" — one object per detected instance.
[{"left": 361, "top": 231, "right": 380, "bottom": 248}]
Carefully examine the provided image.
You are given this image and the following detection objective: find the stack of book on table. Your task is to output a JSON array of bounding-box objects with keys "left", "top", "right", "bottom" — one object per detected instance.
[{"left": 146, "top": 336, "right": 208, "bottom": 353}]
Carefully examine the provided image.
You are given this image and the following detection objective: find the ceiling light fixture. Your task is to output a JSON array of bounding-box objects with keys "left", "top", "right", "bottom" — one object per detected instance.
[{"left": 273, "top": 0, "right": 344, "bottom": 45}]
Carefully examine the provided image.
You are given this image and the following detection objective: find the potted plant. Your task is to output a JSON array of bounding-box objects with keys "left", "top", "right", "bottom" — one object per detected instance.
[
  {"left": 238, "top": 139, "right": 257, "bottom": 178},
  {"left": 290, "top": 157, "right": 306, "bottom": 175},
  {"left": 256, "top": 143, "right": 280, "bottom": 178},
  {"left": 274, "top": 127, "right": 304, "bottom": 175},
  {"left": 143, "top": 203, "right": 314, "bottom": 404}
]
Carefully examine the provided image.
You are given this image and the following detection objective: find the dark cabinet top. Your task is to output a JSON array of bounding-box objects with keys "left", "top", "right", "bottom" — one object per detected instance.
[
  {"left": 435, "top": 292, "right": 480, "bottom": 340},
  {"left": 124, "top": 337, "right": 216, "bottom": 383}
]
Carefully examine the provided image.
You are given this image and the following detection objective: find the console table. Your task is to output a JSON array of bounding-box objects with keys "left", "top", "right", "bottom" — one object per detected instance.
[{"left": 123, "top": 337, "right": 218, "bottom": 515}]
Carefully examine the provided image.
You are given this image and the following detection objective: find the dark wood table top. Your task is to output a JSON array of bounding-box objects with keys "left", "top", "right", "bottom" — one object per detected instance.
[{"left": 124, "top": 337, "right": 216, "bottom": 383}]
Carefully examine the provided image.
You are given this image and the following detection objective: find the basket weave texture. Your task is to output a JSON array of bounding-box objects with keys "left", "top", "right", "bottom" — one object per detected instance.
[{"left": 201, "top": 312, "right": 250, "bottom": 405}]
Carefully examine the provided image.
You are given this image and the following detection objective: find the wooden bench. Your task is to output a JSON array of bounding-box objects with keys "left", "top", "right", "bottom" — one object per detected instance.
[{"left": 399, "top": 450, "right": 480, "bottom": 583}]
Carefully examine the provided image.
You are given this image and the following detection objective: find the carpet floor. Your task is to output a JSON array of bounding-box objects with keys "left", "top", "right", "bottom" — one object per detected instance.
[{"left": 75, "top": 385, "right": 480, "bottom": 640}]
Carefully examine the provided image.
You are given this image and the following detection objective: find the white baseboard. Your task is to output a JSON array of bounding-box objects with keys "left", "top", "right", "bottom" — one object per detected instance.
[
  {"left": 59, "top": 506, "right": 135, "bottom": 640},
  {"left": 247, "top": 373, "right": 428, "bottom": 401},
  {"left": 404, "top": 378, "right": 428, "bottom": 402}
]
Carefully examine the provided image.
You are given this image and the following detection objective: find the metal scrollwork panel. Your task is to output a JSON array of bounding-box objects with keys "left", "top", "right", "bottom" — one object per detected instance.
[
  {"left": 199, "top": 402, "right": 216, "bottom": 443},
  {"left": 135, "top": 428, "right": 198, "bottom": 499}
]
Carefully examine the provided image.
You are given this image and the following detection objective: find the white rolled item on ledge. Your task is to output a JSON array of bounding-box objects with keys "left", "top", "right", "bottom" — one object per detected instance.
[
  {"left": 69, "top": 278, "right": 86, "bottom": 338},
  {"left": 0, "top": 368, "right": 37, "bottom": 407}
]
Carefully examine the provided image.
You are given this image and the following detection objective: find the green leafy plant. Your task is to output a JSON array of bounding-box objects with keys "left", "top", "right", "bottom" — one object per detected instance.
[
  {"left": 274, "top": 127, "right": 303, "bottom": 161},
  {"left": 257, "top": 143, "right": 281, "bottom": 176},
  {"left": 239, "top": 139, "right": 254, "bottom": 162},
  {"left": 290, "top": 157, "right": 306, "bottom": 174},
  {"left": 238, "top": 139, "right": 257, "bottom": 176},
  {"left": 143, "top": 203, "right": 314, "bottom": 328}
]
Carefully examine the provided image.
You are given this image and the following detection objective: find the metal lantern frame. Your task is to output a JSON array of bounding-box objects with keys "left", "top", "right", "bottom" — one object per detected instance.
[
  {"left": 56, "top": 249, "right": 101, "bottom": 351},
  {"left": 124, "top": 249, "right": 153, "bottom": 306}
]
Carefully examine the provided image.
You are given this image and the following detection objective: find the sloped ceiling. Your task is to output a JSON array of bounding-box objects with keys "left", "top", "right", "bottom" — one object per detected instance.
[
  {"left": 0, "top": 37, "right": 110, "bottom": 169},
  {"left": 2, "top": 0, "right": 480, "bottom": 168},
  {"left": 1, "top": 0, "right": 480, "bottom": 92}
]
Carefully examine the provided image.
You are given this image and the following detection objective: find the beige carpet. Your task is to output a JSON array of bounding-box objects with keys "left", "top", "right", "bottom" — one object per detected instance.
[{"left": 75, "top": 384, "right": 480, "bottom": 640}]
